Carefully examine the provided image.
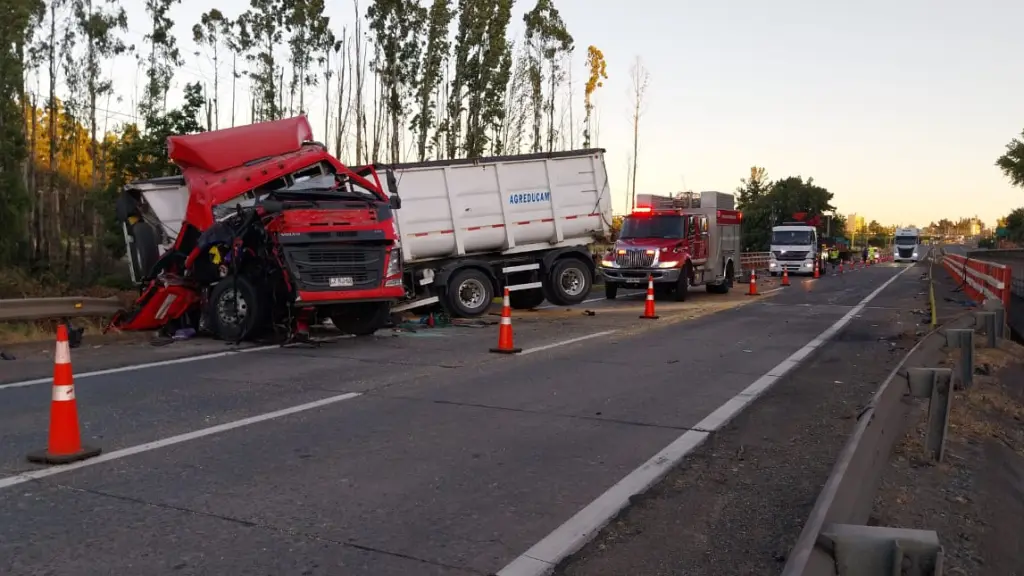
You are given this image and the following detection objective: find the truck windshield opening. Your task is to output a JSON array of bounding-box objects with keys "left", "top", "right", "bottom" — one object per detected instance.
[
  {"left": 620, "top": 215, "right": 685, "bottom": 239},
  {"left": 772, "top": 230, "right": 814, "bottom": 245},
  {"left": 895, "top": 236, "right": 919, "bottom": 246}
]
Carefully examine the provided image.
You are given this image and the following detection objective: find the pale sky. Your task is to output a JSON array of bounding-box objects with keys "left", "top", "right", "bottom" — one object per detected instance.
[{"left": 48, "top": 0, "right": 1024, "bottom": 227}]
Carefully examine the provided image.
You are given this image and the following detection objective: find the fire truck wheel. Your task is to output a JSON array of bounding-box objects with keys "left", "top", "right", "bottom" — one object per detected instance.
[
  {"left": 445, "top": 267, "right": 495, "bottom": 317},
  {"left": 674, "top": 262, "right": 693, "bottom": 302},
  {"left": 546, "top": 258, "right": 592, "bottom": 306},
  {"left": 208, "top": 276, "right": 267, "bottom": 342},
  {"left": 330, "top": 302, "right": 390, "bottom": 336},
  {"left": 509, "top": 289, "right": 545, "bottom": 310},
  {"left": 604, "top": 283, "right": 618, "bottom": 299}
]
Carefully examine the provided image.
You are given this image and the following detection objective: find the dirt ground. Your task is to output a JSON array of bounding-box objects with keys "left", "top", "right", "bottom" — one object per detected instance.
[{"left": 872, "top": 339, "right": 1024, "bottom": 576}]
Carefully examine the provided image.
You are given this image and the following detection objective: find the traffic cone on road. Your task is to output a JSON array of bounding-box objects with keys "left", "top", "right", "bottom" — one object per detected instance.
[
  {"left": 639, "top": 275, "right": 659, "bottom": 319},
  {"left": 490, "top": 288, "right": 522, "bottom": 354},
  {"left": 27, "top": 324, "right": 102, "bottom": 465},
  {"left": 814, "top": 261, "right": 820, "bottom": 279},
  {"left": 781, "top": 268, "right": 790, "bottom": 286},
  {"left": 839, "top": 261, "right": 844, "bottom": 275},
  {"left": 747, "top": 269, "right": 759, "bottom": 296}
]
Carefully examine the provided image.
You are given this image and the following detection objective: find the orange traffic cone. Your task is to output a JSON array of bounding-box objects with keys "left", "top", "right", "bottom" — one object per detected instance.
[
  {"left": 747, "top": 269, "right": 759, "bottom": 296},
  {"left": 814, "top": 261, "right": 820, "bottom": 279},
  {"left": 27, "top": 324, "right": 101, "bottom": 465},
  {"left": 490, "top": 288, "right": 522, "bottom": 354},
  {"left": 838, "top": 261, "right": 844, "bottom": 275},
  {"left": 781, "top": 268, "right": 790, "bottom": 286},
  {"left": 640, "top": 275, "right": 659, "bottom": 319}
]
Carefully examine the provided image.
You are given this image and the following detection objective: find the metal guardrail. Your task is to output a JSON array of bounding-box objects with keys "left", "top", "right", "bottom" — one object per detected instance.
[
  {"left": 0, "top": 297, "right": 122, "bottom": 323},
  {"left": 781, "top": 254, "right": 1006, "bottom": 576}
]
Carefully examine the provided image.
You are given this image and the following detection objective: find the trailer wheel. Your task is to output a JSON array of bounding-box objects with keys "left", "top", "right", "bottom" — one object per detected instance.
[
  {"left": 545, "top": 258, "right": 592, "bottom": 306},
  {"left": 509, "top": 289, "right": 545, "bottom": 310},
  {"left": 131, "top": 221, "right": 160, "bottom": 280},
  {"left": 445, "top": 268, "right": 494, "bottom": 317},
  {"left": 330, "top": 302, "right": 390, "bottom": 336},
  {"left": 604, "top": 282, "right": 618, "bottom": 300},
  {"left": 674, "top": 262, "right": 693, "bottom": 302},
  {"left": 208, "top": 276, "right": 267, "bottom": 342}
]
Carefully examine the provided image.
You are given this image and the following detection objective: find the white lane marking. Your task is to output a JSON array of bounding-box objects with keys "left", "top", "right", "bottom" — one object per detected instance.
[
  {"left": 0, "top": 392, "right": 363, "bottom": 491},
  {"left": 0, "top": 345, "right": 279, "bottom": 391},
  {"left": 518, "top": 331, "right": 618, "bottom": 356},
  {"left": 495, "top": 264, "right": 916, "bottom": 576}
]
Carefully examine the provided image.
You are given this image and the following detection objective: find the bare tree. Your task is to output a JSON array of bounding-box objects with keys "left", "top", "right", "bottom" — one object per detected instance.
[{"left": 628, "top": 56, "right": 649, "bottom": 211}]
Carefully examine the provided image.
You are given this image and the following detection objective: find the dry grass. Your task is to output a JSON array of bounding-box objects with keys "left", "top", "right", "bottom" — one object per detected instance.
[
  {"left": 945, "top": 339, "right": 1024, "bottom": 456},
  {"left": 0, "top": 318, "right": 114, "bottom": 346}
]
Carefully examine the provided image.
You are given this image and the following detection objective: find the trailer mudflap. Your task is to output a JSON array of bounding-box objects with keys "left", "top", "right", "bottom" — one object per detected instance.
[{"left": 107, "top": 279, "right": 200, "bottom": 333}]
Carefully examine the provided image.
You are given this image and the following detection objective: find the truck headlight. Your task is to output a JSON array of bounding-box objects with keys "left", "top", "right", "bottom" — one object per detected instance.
[
  {"left": 385, "top": 250, "right": 402, "bottom": 286},
  {"left": 601, "top": 258, "right": 616, "bottom": 268},
  {"left": 657, "top": 260, "right": 681, "bottom": 268}
]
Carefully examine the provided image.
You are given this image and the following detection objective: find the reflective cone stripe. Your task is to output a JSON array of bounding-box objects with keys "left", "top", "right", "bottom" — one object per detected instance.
[
  {"left": 490, "top": 288, "right": 522, "bottom": 354},
  {"left": 640, "top": 275, "right": 658, "bottom": 319},
  {"left": 27, "top": 324, "right": 102, "bottom": 465}
]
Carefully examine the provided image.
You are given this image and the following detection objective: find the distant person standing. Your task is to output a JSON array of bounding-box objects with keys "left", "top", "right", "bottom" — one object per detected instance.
[{"left": 861, "top": 246, "right": 868, "bottom": 263}]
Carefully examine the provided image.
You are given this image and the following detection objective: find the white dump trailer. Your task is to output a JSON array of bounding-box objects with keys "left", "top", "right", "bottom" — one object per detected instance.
[{"left": 386, "top": 149, "right": 613, "bottom": 316}]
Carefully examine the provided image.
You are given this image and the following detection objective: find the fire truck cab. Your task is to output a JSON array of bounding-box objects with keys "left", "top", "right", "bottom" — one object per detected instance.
[{"left": 599, "top": 191, "right": 742, "bottom": 301}]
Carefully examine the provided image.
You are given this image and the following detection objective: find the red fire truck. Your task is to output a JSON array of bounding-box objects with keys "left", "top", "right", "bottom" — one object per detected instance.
[{"left": 598, "top": 192, "right": 742, "bottom": 301}]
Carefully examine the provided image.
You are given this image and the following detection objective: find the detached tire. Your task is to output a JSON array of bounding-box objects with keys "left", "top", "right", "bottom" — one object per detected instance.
[
  {"left": 509, "top": 289, "right": 545, "bottom": 310},
  {"left": 330, "top": 302, "right": 390, "bottom": 336},
  {"left": 208, "top": 276, "right": 267, "bottom": 342},
  {"left": 445, "top": 268, "right": 494, "bottom": 317},
  {"left": 545, "top": 258, "right": 592, "bottom": 306},
  {"left": 131, "top": 221, "right": 160, "bottom": 280}
]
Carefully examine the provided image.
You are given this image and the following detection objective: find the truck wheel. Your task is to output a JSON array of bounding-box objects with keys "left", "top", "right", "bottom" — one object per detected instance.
[
  {"left": 509, "top": 289, "right": 545, "bottom": 310},
  {"left": 132, "top": 221, "right": 160, "bottom": 280},
  {"left": 674, "top": 262, "right": 693, "bottom": 302},
  {"left": 208, "top": 276, "right": 266, "bottom": 342},
  {"left": 707, "top": 261, "right": 733, "bottom": 294},
  {"left": 331, "top": 302, "right": 390, "bottom": 336},
  {"left": 445, "top": 268, "right": 494, "bottom": 317},
  {"left": 605, "top": 282, "right": 618, "bottom": 300},
  {"left": 546, "top": 258, "right": 592, "bottom": 306}
]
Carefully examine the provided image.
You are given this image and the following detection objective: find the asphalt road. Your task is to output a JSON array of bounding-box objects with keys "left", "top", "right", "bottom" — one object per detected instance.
[{"left": 0, "top": 264, "right": 915, "bottom": 576}]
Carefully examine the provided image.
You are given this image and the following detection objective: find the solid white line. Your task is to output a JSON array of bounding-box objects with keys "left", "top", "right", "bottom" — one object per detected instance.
[
  {"left": 0, "top": 345, "right": 280, "bottom": 391},
  {"left": 495, "top": 263, "right": 916, "bottom": 576},
  {"left": 0, "top": 392, "right": 363, "bottom": 491},
  {"left": 518, "top": 331, "right": 618, "bottom": 356}
]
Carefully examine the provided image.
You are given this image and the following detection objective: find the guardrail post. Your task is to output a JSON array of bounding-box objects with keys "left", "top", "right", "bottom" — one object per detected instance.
[
  {"left": 992, "top": 305, "right": 1007, "bottom": 340},
  {"left": 975, "top": 311, "right": 997, "bottom": 348},
  {"left": 944, "top": 329, "right": 974, "bottom": 390},
  {"left": 819, "top": 524, "right": 943, "bottom": 576},
  {"left": 907, "top": 367, "right": 954, "bottom": 462}
]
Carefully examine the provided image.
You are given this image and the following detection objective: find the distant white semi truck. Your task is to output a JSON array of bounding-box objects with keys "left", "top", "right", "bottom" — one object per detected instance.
[{"left": 893, "top": 227, "right": 922, "bottom": 262}]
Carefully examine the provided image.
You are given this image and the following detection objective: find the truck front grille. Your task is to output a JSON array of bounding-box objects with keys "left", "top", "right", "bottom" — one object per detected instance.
[
  {"left": 614, "top": 249, "right": 655, "bottom": 268},
  {"left": 772, "top": 250, "right": 809, "bottom": 261},
  {"left": 281, "top": 245, "right": 385, "bottom": 291},
  {"left": 897, "top": 247, "right": 914, "bottom": 258}
]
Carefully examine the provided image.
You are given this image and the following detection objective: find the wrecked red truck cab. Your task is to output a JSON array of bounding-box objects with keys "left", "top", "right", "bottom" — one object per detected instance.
[{"left": 111, "top": 116, "right": 404, "bottom": 341}]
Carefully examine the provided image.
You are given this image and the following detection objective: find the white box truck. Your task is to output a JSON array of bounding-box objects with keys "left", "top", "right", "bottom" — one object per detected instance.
[
  {"left": 385, "top": 149, "right": 613, "bottom": 316},
  {"left": 768, "top": 222, "right": 821, "bottom": 276}
]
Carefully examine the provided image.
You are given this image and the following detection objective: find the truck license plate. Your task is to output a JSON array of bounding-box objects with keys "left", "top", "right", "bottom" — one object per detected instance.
[
  {"left": 329, "top": 276, "right": 354, "bottom": 287},
  {"left": 626, "top": 277, "right": 644, "bottom": 284}
]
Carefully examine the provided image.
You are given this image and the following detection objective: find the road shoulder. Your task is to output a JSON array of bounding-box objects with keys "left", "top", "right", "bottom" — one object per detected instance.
[
  {"left": 554, "top": 265, "right": 932, "bottom": 576},
  {"left": 872, "top": 338, "right": 1024, "bottom": 576}
]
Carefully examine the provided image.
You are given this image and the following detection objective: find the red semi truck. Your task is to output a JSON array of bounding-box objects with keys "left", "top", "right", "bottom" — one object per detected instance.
[
  {"left": 112, "top": 116, "right": 404, "bottom": 340},
  {"left": 112, "top": 117, "right": 614, "bottom": 341},
  {"left": 597, "top": 192, "right": 742, "bottom": 300}
]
